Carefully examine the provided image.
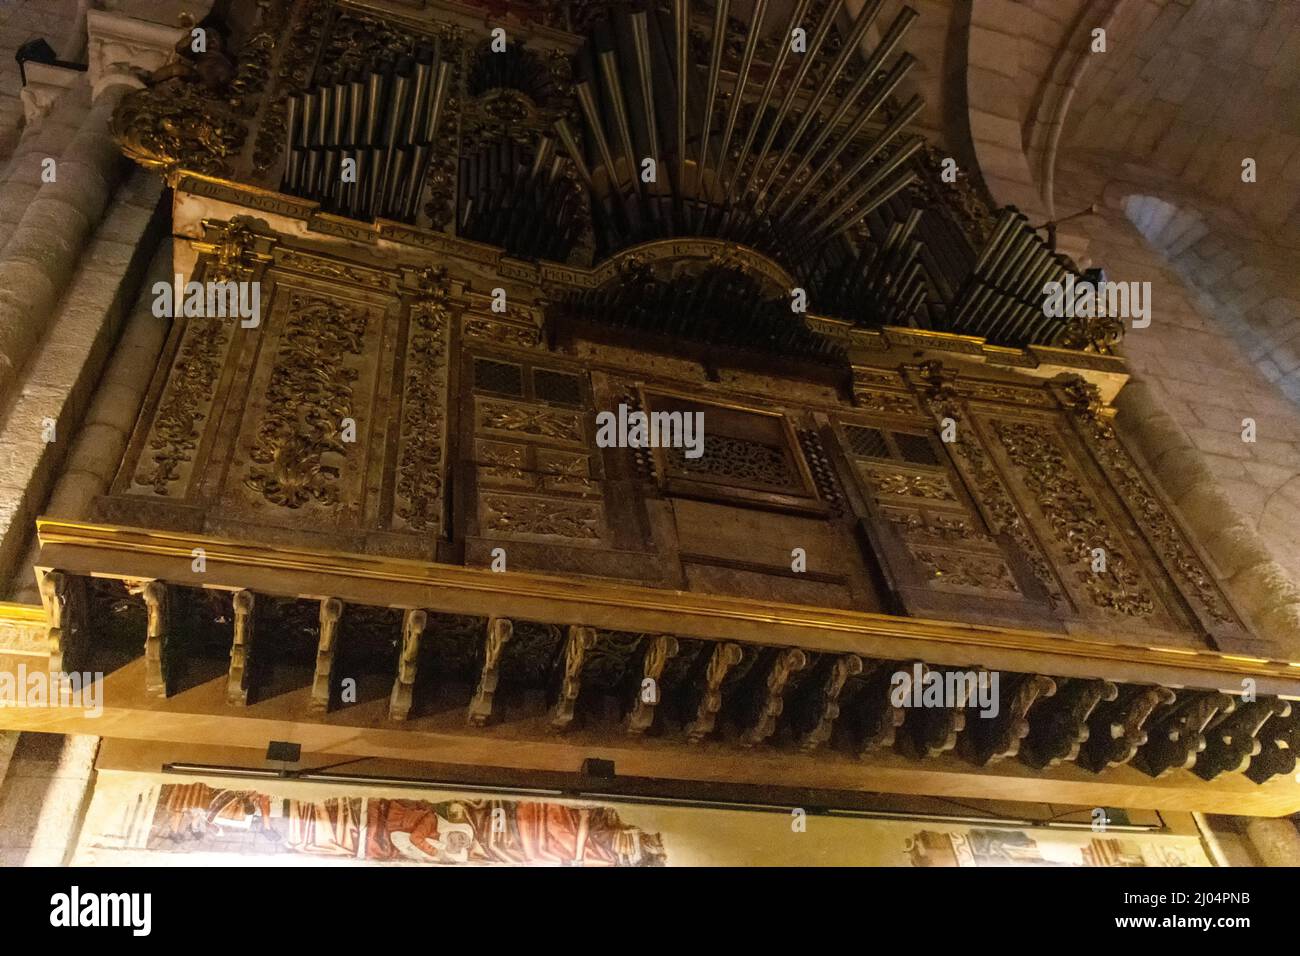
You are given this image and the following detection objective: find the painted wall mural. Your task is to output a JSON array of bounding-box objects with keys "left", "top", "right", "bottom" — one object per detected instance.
[
  {"left": 906, "top": 828, "right": 1201, "bottom": 867},
  {"left": 90, "top": 780, "right": 664, "bottom": 866},
  {"left": 73, "top": 772, "right": 1212, "bottom": 867}
]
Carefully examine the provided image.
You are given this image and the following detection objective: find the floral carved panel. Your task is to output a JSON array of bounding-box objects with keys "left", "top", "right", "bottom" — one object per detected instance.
[{"left": 224, "top": 285, "right": 388, "bottom": 530}]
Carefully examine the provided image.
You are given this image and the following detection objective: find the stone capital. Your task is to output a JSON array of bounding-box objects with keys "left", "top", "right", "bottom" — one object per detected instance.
[
  {"left": 85, "top": 9, "right": 186, "bottom": 101},
  {"left": 19, "top": 61, "right": 83, "bottom": 124}
]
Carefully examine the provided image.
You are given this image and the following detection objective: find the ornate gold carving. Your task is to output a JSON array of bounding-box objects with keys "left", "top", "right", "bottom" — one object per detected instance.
[
  {"left": 277, "top": 248, "right": 392, "bottom": 287},
  {"left": 911, "top": 548, "right": 1020, "bottom": 593},
  {"left": 134, "top": 312, "right": 231, "bottom": 496},
  {"left": 1058, "top": 313, "right": 1125, "bottom": 355},
  {"left": 111, "top": 0, "right": 296, "bottom": 183},
  {"left": 537, "top": 449, "right": 593, "bottom": 493},
  {"left": 390, "top": 608, "right": 426, "bottom": 721},
  {"left": 593, "top": 239, "right": 797, "bottom": 297},
  {"left": 197, "top": 218, "right": 263, "bottom": 283},
  {"left": 245, "top": 295, "right": 368, "bottom": 509},
  {"left": 1058, "top": 377, "right": 1239, "bottom": 627},
  {"left": 861, "top": 465, "right": 957, "bottom": 501},
  {"left": 468, "top": 617, "right": 513, "bottom": 727},
  {"left": 992, "top": 418, "right": 1156, "bottom": 617},
  {"left": 113, "top": 78, "right": 247, "bottom": 183},
  {"left": 882, "top": 508, "right": 979, "bottom": 543},
  {"left": 478, "top": 400, "right": 584, "bottom": 443},
  {"left": 853, "top": 389, "right": 920, "bottom": 415},
  {"left": 852, "top": 368, "right": 906, "bottom": 390},
  {"left": 551, "top": 625, "right": 598, "bottom": 730},
  {"left": 960, "top": 381, "right": 1054, "bottom": 407},
  {"left": 669, "top": 435, "right": 795, "bottom": 488},
  {"left": 628, "top": 635, "right": 679, "bottom": 735},
  {"left": 318, "top": 9, "right": 420, "bottom": 78},
  {"left": 393, "top": 272, "right": 452, "bottom": 533},
  {"left": 481, "top": 494, "right": 602, "bottom": 539},
  {"left": 921, "top": 410, "right": 1061, "bottom": 602},
  {"left": 254, "top": 0, "right": 330, "bottom": 173},
  {"left": 1055, "top": 376, "right": 1114, "bottom": 436},
  {"left": 464, "top": 316, "right": 541, "bottom": 348},
  {"left": 477, "top": 440, "right": 531, "bottom": 487},
  {"left": 915, "top": 143, "right": 997, "bottom": 246}
]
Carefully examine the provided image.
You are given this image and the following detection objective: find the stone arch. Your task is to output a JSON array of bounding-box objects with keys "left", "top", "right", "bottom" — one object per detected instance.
[{"left": 1118, "top": 190, "right": 1300, "bottom": 406}]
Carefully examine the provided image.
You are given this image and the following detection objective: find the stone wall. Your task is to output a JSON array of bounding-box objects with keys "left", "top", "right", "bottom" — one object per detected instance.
[
  {"left": 0, "top": 732, "right": 97, "bottom": 866},
  {"left": 1065, "top": 0, "right": 1300, "bottom": 232},
  {"left": 0, "top": 0, "right": 85, "bottom": 162}
]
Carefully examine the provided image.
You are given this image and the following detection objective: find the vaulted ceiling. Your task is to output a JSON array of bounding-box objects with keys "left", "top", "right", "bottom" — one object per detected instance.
[{"left": 1063, "top": 0, "right": 1300, "bottom": 237}]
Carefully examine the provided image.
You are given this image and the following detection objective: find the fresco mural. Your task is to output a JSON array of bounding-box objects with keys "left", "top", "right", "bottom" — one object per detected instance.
[
  {"left": 90, "top": 779, "right": 666, "bottom": 866},
  {"left": 74, "top": 772, "right": 1213, "bottom": 867},
  {"left": 906, "top": 829, "right": 1199, "bottom": 867}
]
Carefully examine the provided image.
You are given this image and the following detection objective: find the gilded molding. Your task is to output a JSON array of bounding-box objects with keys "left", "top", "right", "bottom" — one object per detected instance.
[
  {"left": 245, "top": 294, "right": 369, "bottom": 509},
  {"left": 31, "top": 520, "right": 1300, "bottom": 686},
  {"left": 992, "top": 417, "right": 1156, "bottom": 618},
  {"left": 393, "top": 269, "right": 453, "bottom": 533},
  {"left": 1060, "top": 377, "right": 1241, "bottom": 630}
]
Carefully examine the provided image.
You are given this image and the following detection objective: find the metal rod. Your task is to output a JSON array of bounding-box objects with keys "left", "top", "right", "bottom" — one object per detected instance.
[
  {"left": 761, "top": 0, "right": 884, "bottom": 210},
  {"left": 790, "top": 99, "right": 923, "bottom": 229},
  {"left": 674, "top": 0, "right": 689, "bottom": 204},
  {"left": 576, "top": 80, "right": 623, "bottom": 198},
  {"left": 722, "top": 0, "right": 811, "bottom": 207},
  {"left": 713, "top": 0, "right": 770, "bottom": 206},
  {"left": 773, "top": 55, "right": 917, "bottom": 218},
  {"left": 748, "top": 0, "right": 843, "bottom": 210},
  {"left": 765, "top": 7, "right": 916, "bottom": 214},
  {"left": 696, "top": 0, "right": 730, "bottom": 198}
]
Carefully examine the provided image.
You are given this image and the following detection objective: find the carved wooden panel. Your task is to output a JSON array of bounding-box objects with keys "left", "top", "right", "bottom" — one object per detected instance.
[
  {"left": 1052, "top": 378, "right": 1252, "bottom": 647},
  {"left": 899, "top": 361, "right": 1243, "bottom": 647},
  {"left": 391, "top": 285, "right": 453, "bottom": 535},
  {"left": 225, "top": 286, "right": 385, "bottom": 526},
  {"left": 109, "top": 234, "right": 456, "bottom": 556},
  {"left": 639, "top": 389, "right": 823, "bottom": 514},
  {"left": 466, "top": 354, "right": 607, "bottom": 546},
  {"left": 831, "top": 403, "right": 1053, "bottom": 627}
]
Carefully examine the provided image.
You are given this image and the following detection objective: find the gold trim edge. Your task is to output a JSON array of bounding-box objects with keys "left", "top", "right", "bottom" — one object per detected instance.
[{"left": 33, "top": 518, "right": 1300, "bottom": 682}]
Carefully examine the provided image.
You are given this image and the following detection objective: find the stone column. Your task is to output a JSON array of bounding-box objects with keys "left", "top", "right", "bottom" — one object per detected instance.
[
  {"left": 1245, "top": 817, "right": 1300, "bottom": 867},
  {"left": 0, "top": 11, "right": 182, "bottom": 414},
  {"left": 0, "top": 83, "right": 130, "bottom": 410},
  {"left": 10, "top": 239, "right": 173, "bottom": 604}
]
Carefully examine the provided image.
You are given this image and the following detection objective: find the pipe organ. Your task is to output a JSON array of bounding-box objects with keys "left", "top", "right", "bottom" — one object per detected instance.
[{"left": 1, "top": 0, "right": 1296, "bottom": 820}]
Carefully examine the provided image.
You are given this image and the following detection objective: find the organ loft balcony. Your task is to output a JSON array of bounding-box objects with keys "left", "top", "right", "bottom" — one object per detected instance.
[{"left": 1, "top": 0, "right": 1298, "bottom": 820}]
